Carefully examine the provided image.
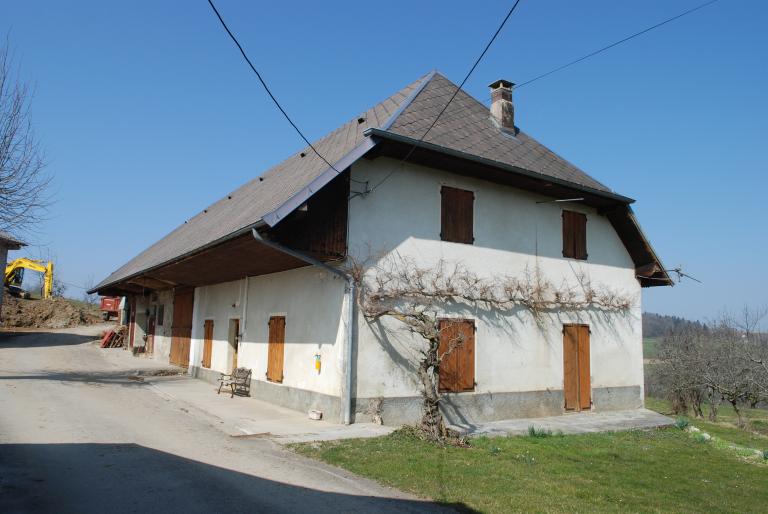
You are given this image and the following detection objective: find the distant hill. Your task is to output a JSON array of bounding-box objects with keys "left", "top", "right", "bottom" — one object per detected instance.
[{"left": 642, "top": 312, "right": 706, "bottom": 338}]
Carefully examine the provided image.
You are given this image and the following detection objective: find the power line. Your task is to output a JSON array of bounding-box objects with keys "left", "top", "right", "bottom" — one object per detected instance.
[
  {"left": 513, "top": 0, "right": 721, "bottom": 92},
  {"left": 206, "top": 0, "right": 346, "bottom": 178},
  {"left": 364, "top": 0, "right": 524, "bottom": 195}
]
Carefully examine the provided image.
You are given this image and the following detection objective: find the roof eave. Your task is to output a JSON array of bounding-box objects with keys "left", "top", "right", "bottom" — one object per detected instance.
[
  {"left": 364, "top": 127, "right": 636, "bottom": 205},
  {"left": 88, "top": 219, "right": 269, "bottom": 294}
]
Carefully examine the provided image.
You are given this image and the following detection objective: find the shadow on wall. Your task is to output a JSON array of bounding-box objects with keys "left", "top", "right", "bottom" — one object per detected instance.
[
  {"left": 0, "top": 331, "right": 99, "bottom": 349},
  {"left": 0, "top": 443, "right": 465, "bottom": 514}
]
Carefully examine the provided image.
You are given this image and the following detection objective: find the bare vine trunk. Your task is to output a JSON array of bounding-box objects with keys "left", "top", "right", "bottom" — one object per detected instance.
[{"left": 418, "top": 338, "right": 446, "bottom": 441}]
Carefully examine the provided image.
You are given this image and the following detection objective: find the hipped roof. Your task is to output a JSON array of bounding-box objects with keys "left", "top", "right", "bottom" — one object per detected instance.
[{"left": 93, "top": 71, "right": 670, "bottom": 292}]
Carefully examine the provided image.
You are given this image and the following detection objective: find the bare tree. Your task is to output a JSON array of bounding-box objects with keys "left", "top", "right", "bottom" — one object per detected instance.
[
  {"left": 82, "top": 273, "right": 98, "bottom": 305},
  {"left": 652, "top": 307, "right": 768, "bottom": 427},
  {"left": 0, "top": 40, "right": 50, "bottom": 236},
  {"left": 351, "top": 254, "right": 633, "bottom": 442}
]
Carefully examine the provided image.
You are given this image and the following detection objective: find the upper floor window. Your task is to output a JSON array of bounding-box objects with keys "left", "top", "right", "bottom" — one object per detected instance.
[
  {"left": 562, "top": 210, "right": 587, "bottom": 260},
  {"left": 441, "top": 186, "right": 474, "bottom": 244}
]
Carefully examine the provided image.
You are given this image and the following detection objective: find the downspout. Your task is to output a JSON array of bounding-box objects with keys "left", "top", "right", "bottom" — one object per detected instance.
[
  {"left": 241, "top": 275, "right": 249, "bottom": 338},
  {"left": 251, "top": 229, "right": 356, "bottom": 425}
]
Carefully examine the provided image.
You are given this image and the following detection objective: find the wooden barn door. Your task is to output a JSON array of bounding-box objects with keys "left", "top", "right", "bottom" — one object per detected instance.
[
  {"left": 170, "top": 288, "right": 194, "bottom": 367},
  {"left": 202, "top": 320, "right": 214, "bottom": 369},
  {"left": 563, "top": 324, "right": 591, "bottom": 411},
  {"left": 438, "top": 319, "right": 475, "bottom": 393},
  {"left": 266, "top": 316, "right": 285, "bottom": 383}
]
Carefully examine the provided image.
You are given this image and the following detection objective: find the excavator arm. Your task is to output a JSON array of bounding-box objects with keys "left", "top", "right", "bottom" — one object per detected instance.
[{"left": 4, "top": 258, "right": 54, "bottom": 299}]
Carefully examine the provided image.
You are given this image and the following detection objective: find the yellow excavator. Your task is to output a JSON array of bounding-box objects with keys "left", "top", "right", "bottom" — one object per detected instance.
[{"left": 4, "top": 258, "right": 54, "bottom": 299}]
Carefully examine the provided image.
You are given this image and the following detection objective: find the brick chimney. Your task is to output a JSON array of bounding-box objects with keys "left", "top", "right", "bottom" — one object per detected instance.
[{"left": 489, "top": 79, "right": 515, "bottom": 133}]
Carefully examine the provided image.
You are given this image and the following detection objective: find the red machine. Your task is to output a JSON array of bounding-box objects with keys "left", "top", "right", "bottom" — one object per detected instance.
[{"left": 99, "top": 296, "right": 122, "bottom": 321}]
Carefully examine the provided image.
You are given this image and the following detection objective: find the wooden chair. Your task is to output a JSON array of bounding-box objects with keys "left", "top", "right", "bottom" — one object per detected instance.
[{"left": 217, "top": 367, "right": 252, "bottom": 398}]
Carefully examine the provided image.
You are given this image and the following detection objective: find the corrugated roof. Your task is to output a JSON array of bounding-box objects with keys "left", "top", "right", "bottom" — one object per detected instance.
[{"left": 94, "top": 71, "right": 628, "bottom": 291}]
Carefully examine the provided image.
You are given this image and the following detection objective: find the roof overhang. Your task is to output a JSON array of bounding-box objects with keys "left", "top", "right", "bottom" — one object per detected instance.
[
  {"left": 91, "top": 230, "right": 314, "bottom": 296},
  {"left": 261, "top": 137, "right": 377, "bottom": 227}
]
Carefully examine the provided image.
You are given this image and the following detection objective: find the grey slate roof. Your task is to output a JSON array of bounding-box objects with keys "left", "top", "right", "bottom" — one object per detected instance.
[
  {"left": 386, "top": 73, "right": 611, "bottom": 193},
  {"left": 94, "top": 71, "right": 623, "bottom": 291}
]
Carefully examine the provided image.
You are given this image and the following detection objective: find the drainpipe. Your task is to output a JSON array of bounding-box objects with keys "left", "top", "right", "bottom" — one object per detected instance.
[
  {"left": 241, "top": 275, "right": 249, "bottom": 338},
  {"left": 251, "top": 229, "right": 356, "bottom": 425}
]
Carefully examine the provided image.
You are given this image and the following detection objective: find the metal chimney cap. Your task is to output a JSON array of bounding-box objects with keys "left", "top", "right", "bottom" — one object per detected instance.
[{"left": 488, "top": 79, "right": 514, "bottom": 89}]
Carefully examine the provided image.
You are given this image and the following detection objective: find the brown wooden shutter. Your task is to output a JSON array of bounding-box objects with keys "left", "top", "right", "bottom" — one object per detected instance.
[
  {"left": 202, "top": 319, "right": 213, "bottom": 368},
  {"left": 441, "top": 186, "right": 474, "bottom": 244},
  {"left": 578, "top": 325, "right": 591, "bottom": 410},
  {"left": 438, "top": 319, "right": 475, "bottom": 393},
  {"left": 563, "top": 324, "right": 579, "bottom": 410},
  {"left": 563, "top": 324, "right": 591, "bottom": 411},
  {"left": 562, "top": 210, "right": 587, "bottom": 260},
  {"left": 267, "top": 316, "right": 286, "bottom": 383}
]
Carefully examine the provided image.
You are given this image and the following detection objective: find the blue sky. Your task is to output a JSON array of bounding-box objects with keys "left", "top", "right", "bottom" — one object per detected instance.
[{"left": 2, "top": 0, "right": 766, "bottom": 322}]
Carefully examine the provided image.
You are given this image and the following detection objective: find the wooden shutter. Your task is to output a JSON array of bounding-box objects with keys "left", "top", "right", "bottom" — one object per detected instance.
[
  {"left": 563, "top": 324, "right": 579, "bottom": 410},
  {"left": 438, "top": 319, "right": 475, "bottom": 393},
  {"left": 267, "top": 316, "right": 286, "bottom": 383},
  {"left": 441, "top": 186, "right": 474, "bottom": 244},
  {"left": 578, "top": 325, "right": 591, "bottom": 410},
  {"left": 202, "top": 319, "right": 214, "bottom": 369},
  {"left": 562, "top": 210, "right": 587, "bottom": 260},
  {"left": 563, "top": 324, "right": 591, "bottom": 411}
]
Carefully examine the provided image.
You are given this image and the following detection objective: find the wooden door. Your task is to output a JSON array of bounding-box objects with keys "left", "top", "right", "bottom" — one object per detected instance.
[
  {"left": 146, "top": 316, "right": 155, "bottom": 355},
  {"left": 128, "top": 296, "right": 136, "bottom": 348},
  {"left": 563, "top": 324, "right": 591, "bottom": 411},
  {"left": 438, "top": 319, "right": 475, "bottom": 393},
  {"left": 170, "top": 288, "right": 194, "bottom": 367},
  {"left": 266, "top": 316, "right": 285, "bottom": 383},
  {"left": 202, "top": 320, "right": 214, "bottom": 369},
  {"left": 229, "top": 319, "right": 240, "bottom": 372}
]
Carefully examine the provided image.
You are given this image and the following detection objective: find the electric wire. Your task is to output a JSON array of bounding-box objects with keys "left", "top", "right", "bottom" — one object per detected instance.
[
  {"left": 206, "top": 0, "right": 364, "bottom": 183},
  {"left": 487, "top": 0, "right": 722, "bottom": 98},
  {"left": 364, "top": 0, "right": 524, "bottom": 195}
]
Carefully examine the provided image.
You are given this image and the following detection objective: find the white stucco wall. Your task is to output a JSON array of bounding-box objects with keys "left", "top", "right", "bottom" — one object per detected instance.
[
  {"left": 131, "top": 291, "right": 173, "bottom": 361},
  {"left": 348, "top": 157, "right": 643, "bottom": 400},
  {"left": 189, "top": 267, "right": 347, "bottom": 396}
]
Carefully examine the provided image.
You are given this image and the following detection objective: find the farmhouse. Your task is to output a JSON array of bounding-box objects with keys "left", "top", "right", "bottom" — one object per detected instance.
[{"left": 91, "top": 71, "right": 671, "bottom": 425}]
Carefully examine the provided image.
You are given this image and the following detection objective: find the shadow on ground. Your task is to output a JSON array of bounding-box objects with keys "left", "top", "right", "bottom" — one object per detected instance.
[
  {"left": 0, "top": 443, "right": 466, "bottom": 514},
  {"left": 0, "top": 331, "right": 98, "bottom": 348}
]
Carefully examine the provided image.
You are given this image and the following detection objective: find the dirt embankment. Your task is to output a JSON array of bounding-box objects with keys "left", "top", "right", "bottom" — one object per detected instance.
[{"left": 1, "top": 294, "right": 101, "bottom": 329}]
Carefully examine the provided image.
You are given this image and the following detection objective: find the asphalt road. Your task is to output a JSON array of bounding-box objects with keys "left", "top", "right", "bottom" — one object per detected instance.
[{"left": 0, "top": 325, "right": 450, "bottom": 514}]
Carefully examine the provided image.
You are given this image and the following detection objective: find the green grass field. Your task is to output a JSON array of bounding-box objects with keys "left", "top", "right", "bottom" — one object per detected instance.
[
  {"left": 294, "top": 401, "right": 768, "bottom": 513},
  {"left": 643, "top": 337, "right": 660, "bottom": 359}
]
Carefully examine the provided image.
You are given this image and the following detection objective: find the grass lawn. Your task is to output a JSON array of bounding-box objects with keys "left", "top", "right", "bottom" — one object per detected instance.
[
  {"left": 645, "top": 397, "right": 768, "bottom": 448},
  {"left": 294, "top": 406, "right": 768, "bottom": 513},
  {"left": 643, "top": 337, "right": 660, "bottom": 359}
]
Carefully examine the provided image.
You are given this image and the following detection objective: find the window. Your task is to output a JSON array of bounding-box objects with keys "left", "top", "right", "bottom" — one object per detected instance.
[
  {"left": 440, "top": 186, "right": 474, "bottom": 244},
  {"left": 438, "top": 319, "right": 475, "bottom": 393},
  {"left": 562, "top": 210, "right": 587, "bottom": 260}
]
